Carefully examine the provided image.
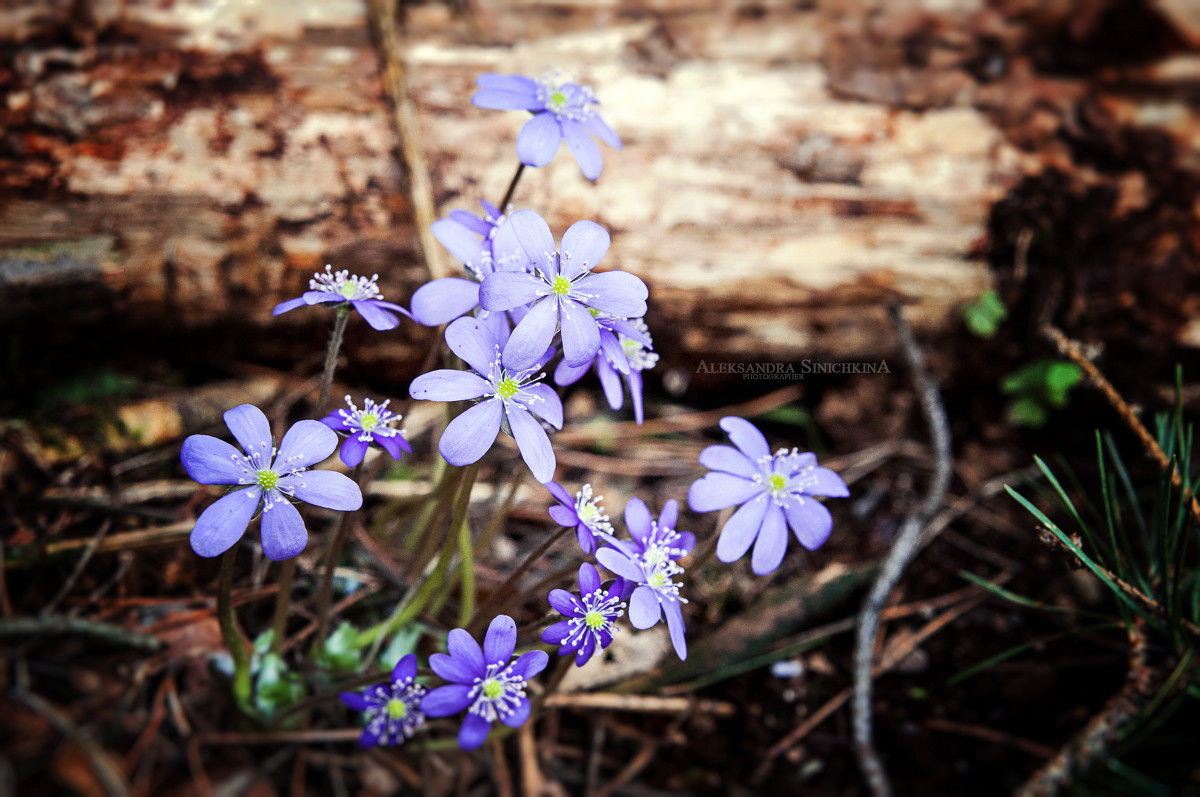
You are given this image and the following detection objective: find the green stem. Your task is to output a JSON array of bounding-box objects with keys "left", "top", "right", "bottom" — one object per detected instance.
[
  {"left": 357, "top": 526, "right": 456, "bottom": 650},
  {"left": 498, "top": 163, "right": 525, "bottom": 210},
  {"left": 217, "top": 548, "right": 252, "bottom": 710},
  {"left": 428, "top": 462, "right": 481, "bottom": 620},
  {"left": 478, "top": 467, "right": 524, "bottom": 555},
  {"left": 454, "top": 463, "right": 481, "bottom": 627},
  {"left": 270, "top": 558, "right": 295, "bottom": 656},
  {"left": 404, "top": 462, "right": 459, "bottom": 555},
  {"left": 311, "top": 462, "right": 363, "bottom": 660},
  {"left": 318, "top": 306, "right": 352, "bottom": 414},
  {"left": 355, "top": 465, "right": 471, "bottom": 650}
]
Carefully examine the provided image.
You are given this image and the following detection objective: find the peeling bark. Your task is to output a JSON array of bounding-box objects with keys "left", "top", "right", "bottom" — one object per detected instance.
[{"left": 3, "top": 0, "right": 1198, "bottom": 371}]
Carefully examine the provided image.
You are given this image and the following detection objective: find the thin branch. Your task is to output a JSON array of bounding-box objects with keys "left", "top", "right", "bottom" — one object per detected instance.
[
  {"left": 544, "top": 693, "right": 736, "bottom": 716},
  {"left": 0, "top": 615, "right": 163, "bottom": 652},
  {"left": 40, "top": 519, "right": 112, "bottom": 617},
  {"left": 366, "top": 0, "right": 444, "bottom": 279},
  {"left": 1015, "top": 618, "right": 1162, "bottom": 796},
  {"left": 852, "top": 304, "right": 954, "bottom": 797},
  {"left": 1042, "top": 324, "right": 1200, "bottom": 527},
  {"left": 754, "top": 588, "right": 987, "bottom": 784},
  {"left": 12, "top": 687, "right": 132, "bottom": 797}
]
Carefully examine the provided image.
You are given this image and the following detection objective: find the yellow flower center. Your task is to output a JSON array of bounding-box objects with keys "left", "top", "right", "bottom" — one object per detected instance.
[
  {"left": 386, "top": 698, "right": 407, "bottom": 719},
  {"left": 256, "top": 469, "right": 278, "bottom": 490},
  {"left": 496, "top": 377, "right": 519, "bottom": 400},
  {"left": 481, "top": 678, "right": 504, "bottom": 700},
  {"left": 584, "top": 610, "right": 605, "bottom": 630},
  {"left": 361, "top": 415, "right": 379, "bottom": 431},
  {"left": 550, "top": 275, "right": 571, "bottom": 297},
  {"left": 768, "top": 474, "right": 787, "bottom": 492},
  {"left": 549, "top": 90, "right": 567, "bottom": 109}
]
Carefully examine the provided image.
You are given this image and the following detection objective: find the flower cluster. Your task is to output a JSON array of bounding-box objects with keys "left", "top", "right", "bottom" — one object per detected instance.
[
  {"left": 178, "top": 67, "right": 856, "bottom": 758},
  {"left": 409, "top": 207, "right": 651, "bottom": 482},
  {"left": 339, "top": 617, "right": 550, "bottom": 751},
  {"left": 595, "top": 497, "right": 693, "bottom": 661}
]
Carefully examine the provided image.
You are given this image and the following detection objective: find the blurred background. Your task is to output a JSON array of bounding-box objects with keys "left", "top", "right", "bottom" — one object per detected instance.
[{"left": 4, "top": 0, "right": 1200, "bottom": 399}]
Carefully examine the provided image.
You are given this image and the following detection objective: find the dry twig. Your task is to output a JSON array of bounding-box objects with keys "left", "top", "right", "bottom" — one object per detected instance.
[
  {"left": 1042, "top": 324, "right": 1200, "bottom": 527},
  {"left": 366, "top": 0, "right": 444, "bottom": 279},
  {"left": 753, "top": 588, "right": 991, "bottom": 784},
  {"left": 13, "top": 687, "right": 132, "bottom": 797},
  {"left": 1016, "top": 618, "right": 1162, "bottom": 796},
  {"left": 851, "top": 305, "right": 953, "bottom": 797}
]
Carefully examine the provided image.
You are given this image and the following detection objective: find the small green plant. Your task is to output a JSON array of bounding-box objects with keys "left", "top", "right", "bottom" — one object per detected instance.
[
  {"left": 999, "top": 359, "right": 1083, "bottom": 428},
  {"left": 1002, "top": 370, "right": 1200, "bottom": 793}
]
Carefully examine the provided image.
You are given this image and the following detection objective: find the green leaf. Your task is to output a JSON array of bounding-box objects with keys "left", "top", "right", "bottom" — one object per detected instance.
[
  {"left": 963, "top": 289, "right": 1008, "bottom": 338},
  {"left": 253, "top": 629, "right": 275, "bottom": 657},
  {"left": 379, "top": 625, "right": 423, "bottom": 671},
  {"left": 253, "top": 652, "right": 306, "bottom": 724},
  {"left": 1005, "top": 397, "right": 1048, "bottom": 428},
  {"left": 1042, "top": 362, "right": 1082, "bottom": 407},
  {"left": 759, "top": 405, "right": 812, "bottom": 428},
  {"left": 317, "top": 623, "right": 361, "bottom": 674}
]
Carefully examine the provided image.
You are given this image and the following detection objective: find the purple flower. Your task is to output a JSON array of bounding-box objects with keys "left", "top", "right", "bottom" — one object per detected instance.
[
  {"left": 555, "top": 317, "right": 658, "bottom": 424},
  {"left": 339, "top": 653, "right": 427, "bottom": 747},
  {"left": 594, "top": 497, "right": 693, "bottom": 662},
  {"left": 319, "top": 396, "right": 412, "bottom": 468},
  {"left": 479, "top": 210, "right": 648, "bottom": 372},
  {"left": 421, "top": 615, "right": 549, "bottom": 751},
  {"left": 180, "top": 404, "right": 363, "bottom": 561},
  {"left": 273, "top": 265, "right": 412, "bottom": 331},
  {"left": 687, "top": 417, "right": 849, "bottom": 576},
  {"left": 408, "top": 316, "right": 563, "bottom": 483},
  {"left": 542, "top": 563, "right": 626, "bottom": 666},
  {"left": 545, "top": 482, "right": 615, "bottom": 555},
  {"left": 411, "top": 200, "right": 527, "bottom": 335},
  {"left": 472, "top": 70, "right": 622, "bottom": 181}
]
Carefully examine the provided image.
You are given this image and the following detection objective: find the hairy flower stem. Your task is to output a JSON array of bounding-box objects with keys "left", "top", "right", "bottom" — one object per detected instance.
[
  {"left": 270, "top": 559, "right": 294, "bottom": 656},
  {"left": 217, "top": 548, "right": 252, "bottom": 710},
  {"left": 405, "top": 458, "right": 459, "bottom": 554},
  {"left": 318, "top": 306, "right": 352, "bottom": 414},
  {"left": 478, "top": 467, "right": 524, "bottom": 555},
  {"left": 354, "top": 466, "right": 470, "bottom": 650},
  {"left": 424, "top": 463, "right": 481, "bottom": 620},
  {"left": 267, "top": 305, "right": 350, "bottom": 659},
  {"left": 469, "top": 525, "right": 572, "bottom": 635},
  {"left": 310, "top": 462, "right": 364, "bottom": 661},
  {"left": 453, "top": 462, "right": 481, "bottom": 627},
  {"left": 498, "top": 163, "right": 525, "bottom": 210}
]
